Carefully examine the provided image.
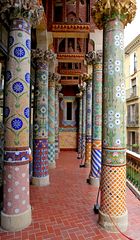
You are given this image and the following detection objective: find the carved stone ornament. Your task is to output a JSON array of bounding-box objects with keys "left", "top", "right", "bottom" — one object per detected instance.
[
  {"left": 32, "top": 49, "right": 57, "bottom": 63},
  {"left": 0, "top": 0, "right": 44, "bottom": 27},
  {"left": 91, "top": 0, "right": 136, "bottom": 29},
  {"left": 85, "top": 51, "right": 96, "bottom": 65},
  {"left": 48, "top": 72, "right": 61, "bottom": 83}
]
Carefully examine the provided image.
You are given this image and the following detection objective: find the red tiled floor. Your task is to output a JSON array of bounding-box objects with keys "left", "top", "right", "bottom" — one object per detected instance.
[{"left": 0, "top": 151, "right": 140, "bottom": 240}]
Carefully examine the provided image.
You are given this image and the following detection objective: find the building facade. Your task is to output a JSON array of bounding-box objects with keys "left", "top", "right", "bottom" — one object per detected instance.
[{"left": 125, "top": 34, "right": 140, "bottom": 154}]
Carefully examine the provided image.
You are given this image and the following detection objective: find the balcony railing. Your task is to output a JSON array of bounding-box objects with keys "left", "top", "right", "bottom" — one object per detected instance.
[
  {"left": 126, "top": 150, "right": 140, "bottom": 199},
  {"left": 126, "top": 87, "right": 139, "bottom": 100}
]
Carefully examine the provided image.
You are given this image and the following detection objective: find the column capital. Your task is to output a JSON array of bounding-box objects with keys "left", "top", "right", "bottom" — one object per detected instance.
[
  {"left": 0, "top": 0, "right": 44, "bottom": 27},
  {"left": 83, "top": 73, "right": 92, "bottom": 83},
  {"left": 91, "top": 0, "right": 136, "bottom": 29},
  {"left": 32, "top": 49, "right": 56, "bottom": 63},
  {"left": 56, "top": 83, "right": 62, "bottom": 92},
  {"left": 76, "top": 92, "right": 83, "bottom": 98},
  {"left": 85, "top": 51, "right": 96, "bottom": 65},
  {"left": 48, "top": 72, "right": 60, "bottom": 83},
  {"left": 78, "top": 81, "right": 86, "bottom": 92},
  {"left": 59, "top": 93, "right": 64, "bottom": 99}
]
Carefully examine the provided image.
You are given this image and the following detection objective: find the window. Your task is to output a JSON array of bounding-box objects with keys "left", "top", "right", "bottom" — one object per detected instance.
[
  {"left": 131, "top": 78, "right": 136, "bottom": 96},
  {"left": 66, "top": 102, "right": 72, "bottom": 120},
  {"left": 130, "top": 52, "right": 137, "bottom": 75},
  {"left": 54, "top": 0, "right": 63, "bottom": 22}
]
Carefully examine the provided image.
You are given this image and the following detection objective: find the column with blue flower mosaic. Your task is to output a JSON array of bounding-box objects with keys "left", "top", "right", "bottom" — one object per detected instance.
[
  {"left": 1, "top": 0, "right": 43, "bottom": 232},
  {"left": 48, "top": 72, "right": 57, "bottom": 168},
  {"left": 92, "top": 0, "right": 136, "bottom": 232},
  {"left": 55, "top": 82, "right": 62, "bottom": 160},
  {"left": 84, "top": 73, "right": 92, "bottom": 168},
  {"left": 32, "top": 49, "right": 54, "bottom": 186}
]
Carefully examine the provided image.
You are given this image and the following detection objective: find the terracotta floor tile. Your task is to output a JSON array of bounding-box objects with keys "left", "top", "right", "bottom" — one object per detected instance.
[{"left": 0, "top": 151, "right": 140, "bottom": 240}]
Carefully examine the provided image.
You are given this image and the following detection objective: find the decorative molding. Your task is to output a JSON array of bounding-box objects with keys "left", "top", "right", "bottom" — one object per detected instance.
[
  {"left": 59, "top": 69, "right": 82, "bottom": 75},
  {"left": 57, "top": 53, "right": 84, "bottom": 62},
  {"left": 91, "top": 0, "right": 136, "bottom": 29},
  {"left": 125, "top": 34, "right": 140, "bottom": 54},
  {"left": 52, "top": 23, "right": 90, "bottom": 33},
  {"left": 0, "top": 0, "right": 44, "bottom": 27}
]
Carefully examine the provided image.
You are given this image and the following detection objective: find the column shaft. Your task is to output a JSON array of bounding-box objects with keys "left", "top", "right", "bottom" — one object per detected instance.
[
  {"left": 2, "top": 17, "right": 31, "bottom": 231},
  {"left": 99, "top": 18, "right": 127, "bottom": 232},
  {"left": 55, "top": 83, "right": 61, "bottom": 160},
  {"left": 32, "top": 60, "right": 49, "bottom": 186},
  {"left": 77, "top": 95, "right": 83, "bottom": 159},
  {"left": 85, "top": 78, "right": 92, "bottom": 167},
  {"left": 89, "top": 52, "right": 102, "bottom": 186},
  {"left": 48, "top": 74, "right": 56, "bottom": 168},
  {"left": 81, "top": 87, "right": 86, "bottom": 164}
]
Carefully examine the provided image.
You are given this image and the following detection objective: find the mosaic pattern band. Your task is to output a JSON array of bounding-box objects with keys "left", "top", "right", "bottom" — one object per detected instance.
[
  {"left": 85, "top": 79, "right": 92, "bottom": 166},
  {"left": 100, "top": 18, "right": 127, "bottom": 217},
  {"left": 3, "top": 18, "right": 31, "bottom": 216},
  {"left": 90, "top": 54, "right": 102, "bottom": 178},
  {"left": 48, "top": 76, "right": 56, "bottom": 165},
  {"left": 33, "top": 59, "right": 49, "bottom": 178}
]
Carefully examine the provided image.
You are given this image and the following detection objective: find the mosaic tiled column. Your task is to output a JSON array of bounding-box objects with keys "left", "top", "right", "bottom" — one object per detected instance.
[
  {"left": 79, "top": 81, "right": 86, "bottom": 167},
  {"left": 0, "top": 1, "right": 43, "bottom": 232},
  {"left": 48, "top": 72, "right": 57, "bottom": 168},
  {"left": 32, "top": 49, "right": 54, "bottom": 186},
  {"left": 84, "top": 74, "right": 92, "bottom": 168},
  {"left": 92, "top": 0, "right": 136, "bottom": 232},
  {"left": 76, "top": 91, "right": 83, "bottom": 159},
  {"left": 87, "top": 51, "right": 102, "bottom": 186},
  {"left": 58, "top": 93, "right": 64, "bottom": 153},
  {"left": 55, "top": 82, "right": 61, "bottom": 160}
]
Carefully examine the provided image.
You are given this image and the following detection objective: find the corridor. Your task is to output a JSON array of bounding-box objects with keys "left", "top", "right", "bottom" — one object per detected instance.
[{"left": 0, "top": 151, "right": 140, "bottom": 240}]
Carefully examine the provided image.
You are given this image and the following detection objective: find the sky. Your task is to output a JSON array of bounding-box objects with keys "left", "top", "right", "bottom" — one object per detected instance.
[{"left": 124, "top": 0, "right": 140, "bottom": 47}]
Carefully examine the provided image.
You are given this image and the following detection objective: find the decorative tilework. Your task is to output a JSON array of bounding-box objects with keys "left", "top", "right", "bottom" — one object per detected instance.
[
  {"left": 33, "top": 139, "right": 48, "bottom": 178},
  {"left": 4, "top": 149, "right": 29, "bottom": 163}
]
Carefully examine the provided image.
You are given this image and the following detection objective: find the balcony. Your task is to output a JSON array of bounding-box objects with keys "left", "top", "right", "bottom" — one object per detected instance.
[
  {"left": 57, "top": 53, "right": 84, "bottom": 62},
  {"left": 126, "top": 150, "right": 140, "bottom": 199},
  {"left": 127, "top": 118, "right": 139, "bottom": 127},
  {"left": 59, "top": 69, "right": 82, "bottom": 75},
  {"left": 126, "top": 86, "right": 139, "bottom": 100}
]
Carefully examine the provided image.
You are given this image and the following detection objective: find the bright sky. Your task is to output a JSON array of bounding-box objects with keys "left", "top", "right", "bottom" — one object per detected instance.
[{"left": 124, "top": 0, "right": 140, "bottom": 47}]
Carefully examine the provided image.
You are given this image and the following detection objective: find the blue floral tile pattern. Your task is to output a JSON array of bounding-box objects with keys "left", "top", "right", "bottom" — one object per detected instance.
[
  {"left": 14, "top": 47, "right": 25, "bottom": 58},
  {"left": 24, "top": 107, "right": 30, "bottom": 118},
  {"left": 25, "top": 73, "right": 30, "bottom": 83},
  {"left": 26, "top": 39, "right": 31, "bottom": 50},
  {"left": 12, "top": 82, "right": 24, "bottom": 93},
  {"left": 11, "top": 118, "right": 23, "bottom": 130}
]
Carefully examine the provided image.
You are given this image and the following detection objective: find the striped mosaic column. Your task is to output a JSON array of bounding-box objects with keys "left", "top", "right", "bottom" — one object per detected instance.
[
  {"left": 76, "top": 91, "right": 83, "bottom": 159},
  {"left": 32, "top": 49, "right": 53, "bottom": 186},
  {"left": 84, "top": 74, "right": 92, "bottom": 168},
  {"left": 58, "top": 93, "right": 64, "bottom": 153},
  {"left": 88, "top": 51, "right": 102, "bottom": 186},
  {"left": 79, "top": 81, "right": 86, "bottom": 167},
  {"left": 48, "top": 72, "right": 57, "bottom": 168},
  {"left": 55, "top": 82, "right": 61, "bottom": 160},
  {"left": 1, "top": 1, "right": 43, "bottom": 231},
  {"left": 92, "top": 0, "right": 136, "bottom": 232}
]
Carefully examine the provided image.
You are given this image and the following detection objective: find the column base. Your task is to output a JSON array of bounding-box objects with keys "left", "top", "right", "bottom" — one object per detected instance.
[
  {"left": 88, "top": 176, "right": 100, "bottom": 187},
  {"left": 49, "top": 162, "right": 56, "bottom": 169},
  {"left": 32, "top": 175, "right": 50, "bottom": 186},
  {"left": 1, "top": 206, "right": 32, "bottom": 232},
  {"left": 55, "top": 153, "right": 59, "bottom": 160},
  {"left": 98, "top": 209, "right": 128, "bottom": 233}
]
